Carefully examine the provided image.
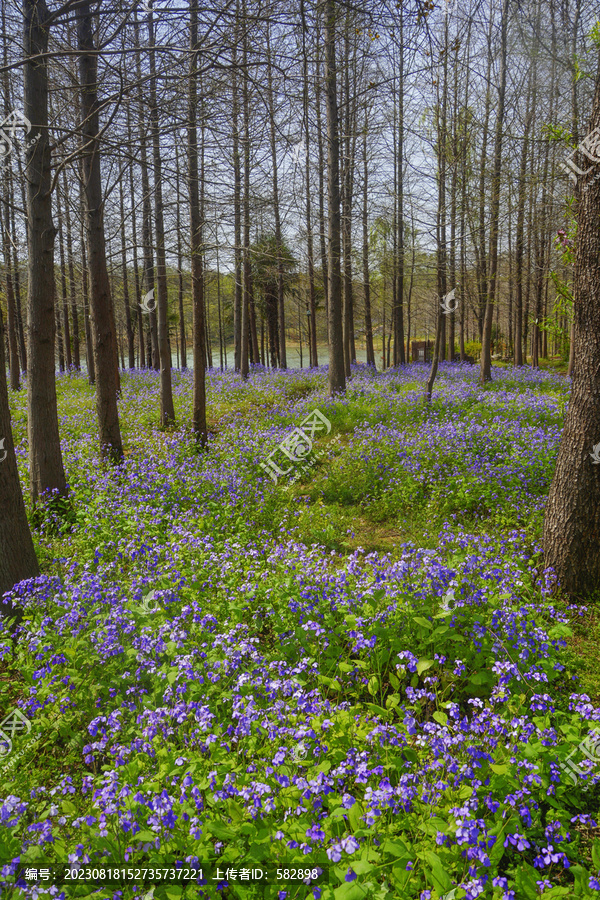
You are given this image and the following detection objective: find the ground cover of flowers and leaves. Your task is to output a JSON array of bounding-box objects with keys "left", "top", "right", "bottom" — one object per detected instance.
[{"left": 1, "top": 361, "right": 600, "bottom": 900}]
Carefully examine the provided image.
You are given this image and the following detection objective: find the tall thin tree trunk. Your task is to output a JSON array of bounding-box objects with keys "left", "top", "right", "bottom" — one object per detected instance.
[
  {"left": 175, "top": 141, "right": 187, "bottom": 370},
  {"left": 189, "top": 0, "right": 207, "bottom": 445},
  {"left": 362, "top": 112, "right": 375, "bottom": 368},
  {"left": 241, "top": 0, "right": 252, "bottom": 379},
  {"left": 315, "top": 19, "right": 328, "bottom": 323},
  {"left": 232, "top": 3, "right": 243, "bottom": 372},
  {"left": 118, "top": 159, "right": 135, "bottom": 369},
  {"left": 514, "top": 71, "right": 533, "bottom": 366},
  {"left": 266, "top": 15, "right": 287, "bottom": 369},
  {"left": 23, "top": 0, "right": 69, "bottom": 503},
  {"left": 78, "top": 0, "right": 123, "bottom": 462},
  {"left": 147, "top": 9, "right": 175, "bottom": 425},
  {"left": 134, "top": 12, "right": 158, "bottom": 371},
  {"left": 300, "top": 0, "right": 318, "bottom": 368},
  {"left": 80, "top": 200, "right": 95, "bottom": 383},
  {"left": 126, "top": 97, "right": 145, "bottom": 370},
  {"left": 480, "top": 0, "right": 509, "bottom": 383},
  {"left": 56, "top": 180, "right": 72, "bottom": 371},
  {"left": 2, "top": 166, "right": 19, "bottom": 391},
  {"left": 324, "top": 0, "right": 345, "bottom": 395},
  {"left": 395, "top": 8, "right": 406, "bottom": 365},
  {"left": 62, "top": 172, "right": 80, "bottom": 370}
]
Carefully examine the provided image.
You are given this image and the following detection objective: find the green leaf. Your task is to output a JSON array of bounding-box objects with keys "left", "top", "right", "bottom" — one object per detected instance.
[
  {"left": 432, "top": 711, "right": 448, "bottom": 727},
  {"left": 367, "top": 676, "right": 379, "bottom": 696},
  {"left": 490, "top": 764, "right": 508, "bottom": 775},
  {"left": 514, "top": 864, "right": 541, "bottom": 900},
  {"left": 389, "top": 672, "right": 400, "bottom": 690},
  {"left": 592, "top": 840, "right": 600, "bottom": 873},
  {"left": 334, "top": 881, "right": 369, "bottom": 899},
  {"left": 417, "top": 658, "right": 435, "bottom": 676},
  {"left": 136, "top": 830, "right": 157, "bottom": 842},
  {"left": 422, "top": 850, "right": 453, "bottom": 892},
  {"left": 413, "top": 616, "right": 433, "bottom": 630},
  {"left": 165, "top": 888, "right": 184, "bottom": 900}
]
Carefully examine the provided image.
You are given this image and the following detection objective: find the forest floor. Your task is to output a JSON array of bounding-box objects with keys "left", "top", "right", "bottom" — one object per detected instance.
[{"left": 1, "top": 361, "right": 600, "bottom": 900}]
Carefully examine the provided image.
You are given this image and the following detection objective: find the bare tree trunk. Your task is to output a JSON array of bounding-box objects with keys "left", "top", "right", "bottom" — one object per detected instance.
[
  {"left": 189, "top": 0, "right": 207, "bottom": 445},
  {"left": 2, "top": 4, "right": 24, "bottom": 384},
  {"left": 324, "top": 0, "right": 345, "bottom": 395},
  {"left": 118, "top": 159, "right": 135, "bottom": 368},
  {"left": 395, "top": 8, "right": 406, "bottom": 366},
  {"left": 232, "top": 2, "right": 242, "bottom": 372},
  {"left": 134, "top": 12, "right": 158, "bottom": 371},
  {"left": 147, "top": 8, "right": 175, "bottom": 425},
  {"left": 299, "top": 0, "right": 318, "bottom": 368},
  {"left": 436, "top": 9, "right": 449, "bottom": 366},
  {"left": 341, "top": 22, "right": 354, "bottom": 376},
  {"left": 241, "top": 0, "right": 251, "bottom": 379},
  {"left": 126, "top": 96, "right": 145, "bottom": 370},
  {"left": 55, "top": 179, "right": 72, "bottom": 371},
  {"left": 78, "top": 0, "right": 123, "bottom": 462},
  {"left": 566, "top": 0, "right": 581, "bottom": 379},
  {"left": 23, "top": 0, "right": 69, "bottom": 504},
  {"left": 80, "top": 199, "right": 94, "bottom": 383},
  {"left": 266, "top": 14, "right": 287, "bottom": 369},
  {"left": 55, "top": 297, "right": 65, "bottom": 373},
  {"left": 316, "top": 18, "right": 328, "bottom": 323},
  {"left": 480, "top": 0, "right": 509, "bottom": 383},
  {"left": 514, "top": 70, "right": 534, "bottom": 366},
  {"left": 62, "top": 171, "right": 80, "bottom": 370},
  {"left": 543, "top": 62, "right": 600, "bottom": 596},
  {"left": 0, "top": 305, "right": 39, "bottom": 616},
  {"left": 10, "top": 191, "right": 27, "bottom": 374},
  {"left": 175, "top": 141, "right": 187, "bottom": 370},
  {"left": 362, "top": 111, "right": 375, "bottom": 368},
  {"left": 2, "top": 166, "right": 20, "bottom": 391},
  {"left": 475, "top": 16, "right": 494, "bottom": 341}
]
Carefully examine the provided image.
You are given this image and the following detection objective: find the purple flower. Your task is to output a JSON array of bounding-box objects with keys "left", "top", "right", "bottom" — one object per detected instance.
[{"left": 340, "top": 835, "right": 360, "bottom": 854}]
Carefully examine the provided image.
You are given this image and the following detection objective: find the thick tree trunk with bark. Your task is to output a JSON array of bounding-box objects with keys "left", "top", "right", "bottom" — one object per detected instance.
[
  {"left": 543, "top": 67, "right": 600, "bottom": 598},
  {"left": 78, "top": 0, "right": 123, "bottom": 462},
  {"left": 23, "top": 0, "right": 69, "bottom": 504},
  {"left": 0, "top": 306, "right": 39, "bottom": 619}
]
